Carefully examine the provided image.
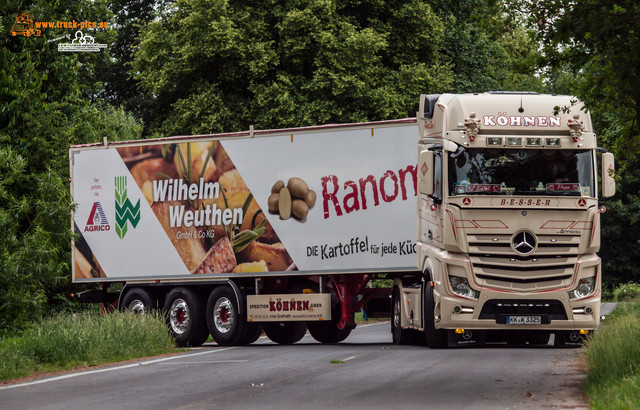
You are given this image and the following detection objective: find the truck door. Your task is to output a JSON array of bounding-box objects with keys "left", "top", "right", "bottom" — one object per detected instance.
[{"left": 418, "top": 146, "right": 443, "bottom": 246}]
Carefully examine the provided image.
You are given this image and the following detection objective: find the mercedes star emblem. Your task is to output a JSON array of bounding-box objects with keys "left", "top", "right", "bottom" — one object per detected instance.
[{"left": 512, "top": 230, "right": 537, "bottom": 255}]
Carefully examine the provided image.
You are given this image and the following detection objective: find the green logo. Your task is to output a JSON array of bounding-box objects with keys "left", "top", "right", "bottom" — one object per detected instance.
[{"left": 114, "top": 176, "right": 140, "bottom": 239}]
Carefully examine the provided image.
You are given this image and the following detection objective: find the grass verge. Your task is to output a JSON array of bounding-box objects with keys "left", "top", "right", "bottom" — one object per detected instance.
[
  {"left": 584, "top": 299, "right": 640, "bottom": 408},
  {"left": 0, "top": 311, "right": 179, "bottom": 382}
]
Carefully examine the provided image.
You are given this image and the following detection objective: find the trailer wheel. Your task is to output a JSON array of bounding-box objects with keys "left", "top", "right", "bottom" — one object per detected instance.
[
  {"left": 120, "top": 288, "right": 157, "bottom": 314},
  {"left": 307, "top": 321, "right": 353, "bottom": 343},
  {"left": 163, "top": 288, "right": 209, "bottom": 348},
  {"left": 307, "top": 298, "right": 354, "bottom": 343},
  {"left": 391, "top": 287, "right": 413, "bottom": 345},
  {"left": 238, "top": 323, "right": 263, "bottom": 345},
  {"left": 424, "top": 283, "right": 447, "bottom": 348},
  {"left": 206, "top": 286, "right": 251, "bottom": 346},
  {"left": 263, "top": 322, "right": 307, "bottom": 344}
]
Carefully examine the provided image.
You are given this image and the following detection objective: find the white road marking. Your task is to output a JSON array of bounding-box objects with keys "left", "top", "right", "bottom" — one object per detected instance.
[
  {"left": 0, "top": 347, "right": 237, "bottom": 391},
  {"left": 1, "top": 321, "right": 390, "bottom": 390},
  {"left": 154, "top": 360, "right": 249, "bottom": 364},
  {"left": 356, "top": 321, "right": 388, "bottom": 329}
]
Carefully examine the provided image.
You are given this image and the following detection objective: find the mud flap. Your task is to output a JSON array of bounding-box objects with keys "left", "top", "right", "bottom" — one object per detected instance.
[
  {"left": 554, "top": 330, "right": 588, "bottom": 347},
  {"left": 447, "top": 329, "right": 487, "bottom": 347}
]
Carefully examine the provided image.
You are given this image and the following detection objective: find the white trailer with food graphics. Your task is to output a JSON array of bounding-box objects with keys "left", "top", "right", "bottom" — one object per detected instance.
[
  {"left": 70, "top": 92, "right": 615, "bottom": 348},
  {"left": 71, "top": 118, "right": 421, "bottom": 347}
]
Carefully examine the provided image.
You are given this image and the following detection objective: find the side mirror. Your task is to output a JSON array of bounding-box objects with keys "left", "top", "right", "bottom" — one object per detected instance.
[
  {"left": 418, "top": 150, "right": 434, "bottom": 195},
  {"left": 601, "top": 152, "right": 615, "bottom": 198}
]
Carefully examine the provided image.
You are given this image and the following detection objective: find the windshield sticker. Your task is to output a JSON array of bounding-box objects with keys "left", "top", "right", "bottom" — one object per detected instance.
[
  {"left": 456, "top": 184, "right": 501, "bottom": 194},
  {"left": 546, "top": 183, "right": 581, "bottom": 192}
]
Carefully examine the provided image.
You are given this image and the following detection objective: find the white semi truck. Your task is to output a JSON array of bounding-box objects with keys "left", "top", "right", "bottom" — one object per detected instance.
[{"left": 70, "top": 92, "right": 615, "bottom": 347}]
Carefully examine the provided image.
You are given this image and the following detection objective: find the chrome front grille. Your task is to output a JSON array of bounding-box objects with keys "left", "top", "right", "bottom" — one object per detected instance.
[{"left": 467, "top": 233, "right": 580, "bottom": 291}]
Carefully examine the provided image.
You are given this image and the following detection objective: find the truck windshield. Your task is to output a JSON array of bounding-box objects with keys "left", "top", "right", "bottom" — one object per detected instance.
[{"left": 448, "top": 149, "right": 594, "bottom": 197}]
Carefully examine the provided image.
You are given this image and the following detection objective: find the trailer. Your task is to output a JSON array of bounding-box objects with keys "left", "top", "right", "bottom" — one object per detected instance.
[
  {"left": 71, "top": 118, "right": 419, "bottom": 346},
  {"left": 70, "top": 92, "right": 615, "bottom": 348}
]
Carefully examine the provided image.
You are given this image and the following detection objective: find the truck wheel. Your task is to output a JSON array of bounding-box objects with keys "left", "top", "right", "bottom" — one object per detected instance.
[
  {"left": 164, "top": 288, "right": 209, "bottom": 348},
  {"left": 121, "top": 288, "right": 157, "bottom": 314},
  {"left": 206, "top": 286, "right": 252, "bottom": 346},
  {"left": 391, "top": 287, "right": 413, "bottom": 345},
  {"left": 263, "top": 322, "right": 307, "bottom": 344},
  {"left": 424, "top": 283, "right": 447, "bottom": 348}
]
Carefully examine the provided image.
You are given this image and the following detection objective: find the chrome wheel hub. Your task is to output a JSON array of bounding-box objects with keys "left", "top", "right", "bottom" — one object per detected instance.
[
  {"left": 214, "top": 297, "right": 234, "bottom": 333},
  {"left": 169, "top": 298, "right": 190, "bottom": 335},
  {"left": 127, "top": 299, "right": 145, "bottom": 315}
]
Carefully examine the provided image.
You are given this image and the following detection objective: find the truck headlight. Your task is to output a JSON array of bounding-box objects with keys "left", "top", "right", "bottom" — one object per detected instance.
[
  {"left": 569, "top": 277, "right": 596, "bottom": 299},
  {"left": 449, "top": 276, "right": 478, "bottom": 299}
]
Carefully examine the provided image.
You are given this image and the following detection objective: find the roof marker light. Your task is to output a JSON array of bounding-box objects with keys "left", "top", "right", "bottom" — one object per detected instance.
[
  {"left": 507, "top": 137, "right": 522, "bottom": 146},
  {"left": 526, "top": 138, "right": 541, "bottom": 146}
]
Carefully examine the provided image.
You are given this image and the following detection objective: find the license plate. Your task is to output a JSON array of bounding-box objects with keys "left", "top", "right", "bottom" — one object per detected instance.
[{"left": 506, "top": 315, "right": 541, "bottom": 325}]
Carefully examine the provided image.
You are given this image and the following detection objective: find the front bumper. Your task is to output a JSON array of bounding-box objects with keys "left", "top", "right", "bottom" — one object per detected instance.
[{"left": 436, "top": 288, "right": 600, "bottom": 331}]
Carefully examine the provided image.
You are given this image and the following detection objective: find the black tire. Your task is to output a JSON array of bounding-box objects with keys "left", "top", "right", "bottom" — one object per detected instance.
[
  {"left": 391, "top": 287, "right": 414, "bottom": 345},
  {"left": 163, "top": 287, "right": 209, "bottom": 348},
  {"left": 307, "top": 300, "right": 354, "bottom": 343},
  {"left": 307, "top": 321, "right": 353, "bottom": 343},
  {"left": 263, "top": 322, "right": 307, "bottom": 344},
  {"left": 237, "top": 323, "right": 263, "bottom": 345},
  {"left": 206, "top": 286, "right": 251, "bottom": 346},
  {"left": 120, "top": 288, "right": 157, "bottom": 314},
  {"left": 424, "top": 283, "right": 448, "bottom": 348}
]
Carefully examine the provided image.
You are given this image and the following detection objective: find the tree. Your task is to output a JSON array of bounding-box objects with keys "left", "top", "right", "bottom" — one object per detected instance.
[
  {"left": 97, "top": 0, "right": 168, "bottom": 123},
  {"left": 0, "top": 1, "right": 142, "bottom": 333},
  {"left": 431, "top": 0, "right": 545, "bottom": 93},
  {"left": 132, "top": 0, "right": 453, "bottom": 136},
  {"left": 512, "top": 0, "right": 640, "bottom": 286}
]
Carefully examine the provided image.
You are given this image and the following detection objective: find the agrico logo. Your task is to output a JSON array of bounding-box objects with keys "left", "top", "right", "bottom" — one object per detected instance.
[
  {"left": 115, "top": 176, "right": 141, "bottom": 239},
  {"left": 85, "top": 202, "right": 110, "bottom": 232}
]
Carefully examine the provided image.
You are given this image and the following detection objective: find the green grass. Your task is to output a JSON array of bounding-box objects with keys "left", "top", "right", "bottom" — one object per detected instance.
[
  {"left": 0, "top": 311, "right": 179, "bottom": 382},
  {"left": 584, "top": 299, "right": 640, "bottom": 409}
]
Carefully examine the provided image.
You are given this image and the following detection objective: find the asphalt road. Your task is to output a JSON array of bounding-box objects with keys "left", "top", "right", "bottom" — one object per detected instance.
[{"left": 0, "top": 321, "right": 589, "bottom": 410}]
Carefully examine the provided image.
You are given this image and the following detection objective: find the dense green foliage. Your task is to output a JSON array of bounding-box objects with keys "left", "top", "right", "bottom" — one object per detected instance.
[
  {"left": 1, "top": 1, "right": 142, "bottom": 334},
  {"left": 0, "top": 0, "right": 639, "bottom": 333},
  {"left": 585, "top": 298, "right": 640, "bottom": 408},
  {"left": 510, "top": 0, "right": 640, "bottom": 289},
  {"left": 132, "top": 0, "right": 454, "bottom": 135},
  {"left": 0, "top": 311, "right": 177, "bottom": 381}
]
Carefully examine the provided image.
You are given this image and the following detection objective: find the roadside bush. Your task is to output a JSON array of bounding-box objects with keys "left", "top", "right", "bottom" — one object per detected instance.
[
  {"left": 612, "top": 282, "right": 640, "bottom": 302},
  {"left": 0, "top": 311, "right": 177, "bottom": 382},
  {"left": 585, "top": 299, "right": 640, "bottom": 408}
]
